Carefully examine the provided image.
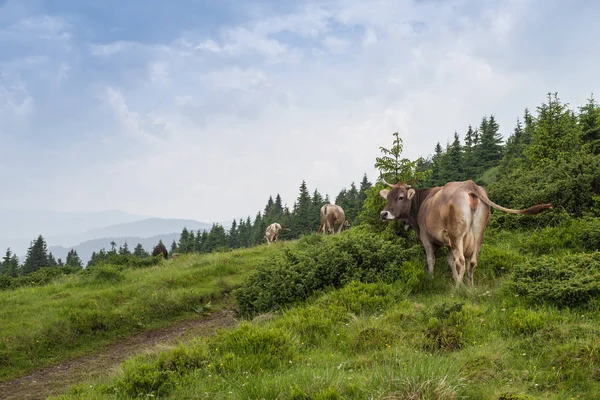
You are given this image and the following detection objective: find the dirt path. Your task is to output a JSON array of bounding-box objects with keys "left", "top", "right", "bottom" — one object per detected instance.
[{"left": 0, "top": 309, "right": 237, "bottom": 400}]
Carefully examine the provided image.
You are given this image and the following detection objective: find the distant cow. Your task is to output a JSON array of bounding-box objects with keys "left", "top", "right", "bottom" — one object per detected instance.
[
  {"left": 265, "top": 222, "right": 282, "bottom": 245},
  {"left": 171, "top": 253, "right": 181, "bottom": 260},
  {"left": 318, "top": 204, "right": 350, "bottom": 234},
  {"left": 152, "top": 242, "right": 168, "bottom": 259},
  {"left": 379, "top": 179, "right": 552, "bottom": 285}
]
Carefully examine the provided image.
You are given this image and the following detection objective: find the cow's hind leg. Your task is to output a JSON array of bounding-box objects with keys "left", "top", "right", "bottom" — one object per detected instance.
[
  {"left": 422, "top": 239, "right": 437, "bottom": 277},
  {"left": 449, "top": 237, "right": 467, "bottom": 284}
]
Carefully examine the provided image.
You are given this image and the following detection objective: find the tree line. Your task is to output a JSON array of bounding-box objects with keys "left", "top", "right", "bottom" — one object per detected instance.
[{"left": 2, "top": 91, "right": 599, "bottom": 277}]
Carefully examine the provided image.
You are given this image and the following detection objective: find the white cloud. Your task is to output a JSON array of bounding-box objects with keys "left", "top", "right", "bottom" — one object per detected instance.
[{"left": 3, "top": 0, "right": 599, "bottom": 223}]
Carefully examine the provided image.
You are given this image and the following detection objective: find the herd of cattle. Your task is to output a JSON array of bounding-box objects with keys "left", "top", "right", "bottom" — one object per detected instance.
[
  {"left": 150, "top": 179, "right": 551, "bottom": 286},
  {"left": 265, "top": 179, "right": 552, "bottom": 286}
]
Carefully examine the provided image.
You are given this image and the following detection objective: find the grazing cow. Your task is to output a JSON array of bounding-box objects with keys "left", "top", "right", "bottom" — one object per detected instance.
[
  {"left": 265, "top": 222, "right": 283, "bottom": 245},
  {"left": 171, "top": 253, "right": 181, "bottom": 260},
  {"left": 379, "top": 179, "right": 552, "bottom": 285},
  {"left": 318, "top": 204, "right": 350, "bottom": 234},
  {"left": 152, "top": 242, "right": 168, "bottom": 259}
]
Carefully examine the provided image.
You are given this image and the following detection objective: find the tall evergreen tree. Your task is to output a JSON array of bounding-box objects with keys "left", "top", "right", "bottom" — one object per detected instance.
[
  {"left": 133, "top": 243, "right": 149, "bottom": 258},
  {"left": 578, "top": 94, "right": 600, "bottom": 154},
  {"left": 22, "top": 235, "right": 50, "bottom": 274},
  {"left": 179, "top": 228, "right": 190, "bottom": 253},
  {"left": 525, "top": 92, "right": 581, "bottom": 165},
  {"left": 66, "top": 249, "right": 83, "bottom": 269},
  {"left": 358, "top": 174, "right": 372, "bottom": 204},
  {"left": 118, "top": 241, "right": 131, "bottom": 256},
  {"left": 109, "top": 241, "right": 117, "bottom": 254},
  {"left": 446, "top": 131, "right": 464, "bottom": 181},
  {"left": 1, "top": 248, "right": 19, "bottom": 277},
  {"left": 430, "top": 142, "right": 444, "bottom": 185},
  {"left": 293, "top": 181, "right": 313, "bottom": 236},
  {"left": 170, "top": 240, "right": 178, "bottom": 254},
  {"left": 462, "top": 125, "right": 477, "bottom": 180},
  {"left": 477, "top": 114, "right": 504, "bottom": 171},
  {"left": 229, "top": 219, "right": 239, "bottom": 248},
  {"left": 47, "top": 252, "right": 58, "bottom": 268}
]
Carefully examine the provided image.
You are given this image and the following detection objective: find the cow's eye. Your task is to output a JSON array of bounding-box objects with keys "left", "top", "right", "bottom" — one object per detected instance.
[{"left": 398, "top": 196, "right": 404, "bottom": 200}]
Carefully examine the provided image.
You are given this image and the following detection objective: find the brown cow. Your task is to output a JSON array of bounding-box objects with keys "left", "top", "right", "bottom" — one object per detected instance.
[
  {"left": 171, "top": 253, "right": 181, "bottom": 259},
  {"left": 265, "top": 222, "right": 283, "bottom": 245},
  {"left": 379, "top": 179, "right": 551, "bottom": 285},
  {"left": 152, "top": 241, "right": 168, "bottom": 259},
  {"left": 317, "top": 204, "right": 350, "bottom": 234}
]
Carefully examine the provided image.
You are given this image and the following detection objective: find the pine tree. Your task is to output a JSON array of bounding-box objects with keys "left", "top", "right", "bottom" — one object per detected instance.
[
  {"left": 293, "top": 181, "right": 313, "bottom": 236},
  {"left": 22, "top": 235, "right": 50, "bottom": 274},
  {"left": 66, "top": 249, "right": 83, "bottom": 269},
  {"left": 274, "top": 194, "right": 284, "bottom": 219},
  {"left": 446, "top": 131, "right": 464, "bottom": 181},
  {"left": 431, "top": 142, "right": 444, "bottom": 185},
  {"left": 499, "top": 118, "right": 525, "bottom": 173},
  {"left": 205, "top": 224, "right": 229, "bottom": 252},
  {"left": 109, "top": 241, "right": 117, "bottom": 255},
  {"left": 170, "top": 240, "right": 178, "bottom": 254},
  {"left": 477, "top": 115, "right": 504, "bottom": 171},
  {"left": 133, "top": 243, "right": 149, "bottom": 258},
  {"left": 57, "top": 258, "right": 64, "bottom": 267},
  {"left": 463, "top": 125, "right": 477, "bottom": 180},
  {"left": 578, "top": 94, "right": 600, "bottom": 154},
  {"left": 1, "top": 248, "right": 19, "bottom": 277},
  {"left": 358, "top": 174, "right": 372, "bottom": 204},
  {"left": 229, "top": 219, "right": 239, "bottom": 248},
  {"left": 119, "top": 241, "right": 131, "bottom": 256},
  {"left": 310, "top": 189, "right": 324, "bottom": 231},
  {"left": 526, "top": 92, "right": 581, "bottom": 165},
  {"left": 179, "top": 228, "right": 190, "bottom": 253},
  {"left": 47, "top": 252, "right": 58, "bottom": 268}
]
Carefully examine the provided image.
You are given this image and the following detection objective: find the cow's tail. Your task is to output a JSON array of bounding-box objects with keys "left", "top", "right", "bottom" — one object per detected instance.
[{"left": 469, "top": 182, "right": 552, "bottom": 215}]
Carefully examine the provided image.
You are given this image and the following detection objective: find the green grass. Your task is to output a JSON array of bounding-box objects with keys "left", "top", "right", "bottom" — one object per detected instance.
[
  {"left": 53, "top": 277, "right": 600, "bottom": 399},
  {"left": 51, "top": 223, "right": 600, "bottom": 400},
  {"left": 0, "top": 243, "right": 287, "bottom": 381}
]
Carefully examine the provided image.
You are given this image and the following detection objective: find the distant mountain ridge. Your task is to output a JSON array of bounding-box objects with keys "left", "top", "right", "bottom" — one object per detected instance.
[
  {"left": 49, "top": 233, "right": 184, "bottom": 263},
  {"left": 48, "top": 218, "right": 212, "bottom": 247}
]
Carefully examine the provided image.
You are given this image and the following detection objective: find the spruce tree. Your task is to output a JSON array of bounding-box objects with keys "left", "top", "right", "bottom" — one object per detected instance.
[
  {"left": 229, "top": 219, "right": 239, "bottom": 248},
  {"left": 22, "top": 235, "right": 50, "bottom": 274},
  {"left": 578, "top": 94, "right": 600, "bottom": 154},
  {"left": 170, "top": 240, "right": 178, "bottom": 254},
  {"left": 446, "top": 131, "right": 464, "bottom": 181},
  {"left": 179, "top": 228, "right": 190, "bottom": 253},
  {"left": 477, "top": 115, "right": 504, "bottom": 171},
  {"left": 526, "top": 92, "right": 581, "bottom": 165},
  {"left": 47, "top": 252, "right": 58, "bottom": 268},
  {"left": 1, "top": 248, "right": 19, "bottom": 277},
  {"left": 293, "top": 181, "right": 313, "bottom": 236},
  {"left": 119, "top": 241, "right": 131, "bottom": 256},
  {"left": 133, "top": 243, "right": 149, "bottom": 258},
  {"left": 66, "top": 249, "right": 83, "bottom": 269},
  {"left": 462, "top": 125, "right": 477, "bottom": 180},
  {"left": 358, "top": 174, "right": 372, "bottom": 204}
]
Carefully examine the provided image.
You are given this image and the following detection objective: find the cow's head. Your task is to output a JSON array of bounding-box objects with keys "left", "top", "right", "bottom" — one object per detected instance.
[{"left": 379, "top": 180, "right": 415, "bottom": 221}]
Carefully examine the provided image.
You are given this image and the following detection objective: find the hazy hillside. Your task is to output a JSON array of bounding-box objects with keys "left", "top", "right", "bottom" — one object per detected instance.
[{"left": 49, "top": 233, "right": 182, "bottom": 263}]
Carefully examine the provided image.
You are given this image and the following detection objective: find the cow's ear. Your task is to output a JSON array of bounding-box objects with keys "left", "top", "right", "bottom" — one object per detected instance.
[
  {"left": 379, "top": 189, "right": 390, "bottom": 199},
  {"left": 407, "top": 188, "right": 416, "bottom": 199}
]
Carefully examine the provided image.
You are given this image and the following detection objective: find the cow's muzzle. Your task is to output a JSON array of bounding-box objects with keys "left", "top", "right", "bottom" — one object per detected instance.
[{"left": 380, "top": 211, "right": 395, "bottom": 220}]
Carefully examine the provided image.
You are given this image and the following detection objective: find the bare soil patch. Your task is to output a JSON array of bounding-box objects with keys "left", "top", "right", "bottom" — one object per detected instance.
[{"left": 0, "top": 309, "right": 237, "bottom": 400}]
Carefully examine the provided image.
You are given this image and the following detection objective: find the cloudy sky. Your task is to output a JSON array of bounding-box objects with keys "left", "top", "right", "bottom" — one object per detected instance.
[{"left": 0, "top": 0, "right": 598, "bottom": 223}]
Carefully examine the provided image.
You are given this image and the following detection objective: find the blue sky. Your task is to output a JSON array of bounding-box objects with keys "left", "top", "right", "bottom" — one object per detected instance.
[{"left": 0, "top": 0, "right": 598, "bottom": 223}]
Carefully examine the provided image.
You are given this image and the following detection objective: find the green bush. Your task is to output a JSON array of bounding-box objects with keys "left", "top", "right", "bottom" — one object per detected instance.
[
  {"left": 234, "top": 231, "right": 419, "bottom": 317},
  {"left": 505, "top": 252, "right": 600, "bottom": 308},
  {"left": 10, "top": 267, "right": 65, "bottom": 288},
  {"left": 89, "top": 265, "right": 125, "bottom": 284},
  {"left": 500, "top": 307, "right": 550, "bottom": 336}
]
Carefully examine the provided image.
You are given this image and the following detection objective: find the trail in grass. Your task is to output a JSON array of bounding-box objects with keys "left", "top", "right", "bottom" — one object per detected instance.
[{"left": 0, "top": 309, "right": 237, "bottom": 400}]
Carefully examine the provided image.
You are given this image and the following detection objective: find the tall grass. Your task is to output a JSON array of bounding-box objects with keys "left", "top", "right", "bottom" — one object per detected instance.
[
  {"left": 52, "top": 219, "right": 600, "bottom": 399},
  {"left": 0, "top": 244, "right": 283, "bottom": 381}
]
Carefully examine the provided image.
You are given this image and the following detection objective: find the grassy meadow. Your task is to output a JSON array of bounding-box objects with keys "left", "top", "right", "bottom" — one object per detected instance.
[
  {"left": 48, "top": 216, "right": 600, "bottom": 400},
  {"left": 0, "top": 244, "right": 288, "bottom": 381}
]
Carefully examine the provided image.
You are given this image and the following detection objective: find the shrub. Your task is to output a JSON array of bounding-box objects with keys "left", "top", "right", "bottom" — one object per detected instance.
[
  {"left": 505, "top": 252, "right": 600, "bottom": 308},
  {"left": 209, "top": 323, "right": 296, "bottom": 371},
  {"left": 500, "top": 307, "right": 550, "bottom": 336},
  {"left": 234, "top": 231, "right": 420, "bottom": 317},
  {"left": 10, "top": 267, "right": 65, "bottom": 288},
  {"left": 89, "top": 265, "right": 125, "bottom": 284}
]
